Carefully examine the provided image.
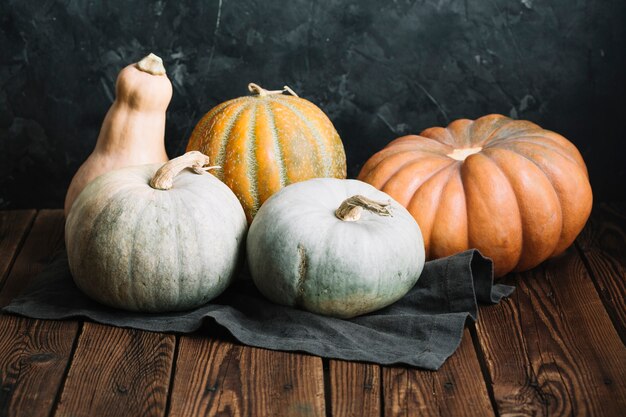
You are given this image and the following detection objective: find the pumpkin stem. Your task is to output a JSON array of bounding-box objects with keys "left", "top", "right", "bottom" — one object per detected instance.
[
  {"left": 136, "top": 53, "right": 167, "bottom": 76},
  {"left": 149, "top": 151, "right": 218, "bottom": 190},
  {"left": 447, "top": 146, "right": 482, "bottom": 161},
  {"left": 248, "top": 83, "right": 299, "bottom": 97},
  {"left": 335, "top": 195, "right": 392, "bottom": 222}
]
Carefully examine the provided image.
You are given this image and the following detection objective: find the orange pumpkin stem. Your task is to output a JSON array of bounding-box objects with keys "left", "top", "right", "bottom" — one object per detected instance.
[
  {"left": 447, "top": 146, "right": 483, "bottom": 161},
  {"left": 335, "top": 195, "right": 392, "bottom": 222},
  {"left": 248, "top": 83, "right": 299, "bottom": 97},
  {"left": 149, "top": 151, "right": 219, "bottom": 190}
]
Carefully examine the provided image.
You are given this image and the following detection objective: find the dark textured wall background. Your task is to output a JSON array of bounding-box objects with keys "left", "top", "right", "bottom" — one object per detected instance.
[{"left": 1, "top": 0, "right": 624, "bottom": 208}]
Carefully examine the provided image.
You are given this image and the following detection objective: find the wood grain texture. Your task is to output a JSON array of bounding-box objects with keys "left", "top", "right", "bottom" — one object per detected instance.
[
  {"left": 0, "top": 210, "right": 65, "bottom": 307},
  {"left": 169, "top": 335, "right": 326, "bottom": 417},
  {"left": 576, "top": 203, "right": 626, "bottom": 342},
  {"left": 0, "top": 316, "right": 77, "bottom": 417},
  {"left": 1, "top": 203, "right": 624, "bottom": 417},
  {"left": 328, "top": 361, "right": 380, "bottom": 417},
  {"left": 0, "top": 209, "right": 79, "bottom": 417},
  {"left": 54, "top": 322, "right": 175, "bottom": 417},
  {"left": 0, "top": 210, "right": 36, "bottom": 286},
  {"left": 383, "top": 329, "right": 495, "bottom": 417},
  {"left": 475, "top": 248, "right": 626, "bottom": 417}
]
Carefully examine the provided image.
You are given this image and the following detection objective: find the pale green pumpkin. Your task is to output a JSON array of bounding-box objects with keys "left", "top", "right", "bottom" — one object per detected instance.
[
  {"left": 65, "top": 152, "right": 247, "bottom": 312},
  {"left": 247, "top": 178, "right": 425, "bottom": 318}
]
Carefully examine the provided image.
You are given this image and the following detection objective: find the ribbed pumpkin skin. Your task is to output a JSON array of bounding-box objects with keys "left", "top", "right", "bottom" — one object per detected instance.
[
  {"left": 247, "top": 178, "right": 425, "bottom": 319},
  {"left": 186, "top": 93, "right": 347, "bottom": 222},
  {"left": 358, "top": 114, "right": 592, "bottom": 277},
  {"left": 65, "top": 164, "right": 247, "bottom": 312}
]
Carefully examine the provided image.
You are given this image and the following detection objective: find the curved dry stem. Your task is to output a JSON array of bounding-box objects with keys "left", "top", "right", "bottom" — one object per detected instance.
[
  {"left": 149, "top": 151, "right": 214, "bottom": 190},
  {"left": 248, "top": 82, "right": 299, "bottom": 97},
  {"left": 335, "top": 195, "right": 392, "bottom": 222}
]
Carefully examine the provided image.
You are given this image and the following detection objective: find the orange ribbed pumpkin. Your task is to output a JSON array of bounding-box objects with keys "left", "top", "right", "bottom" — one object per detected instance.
[
  {"left": 186, "top": 83, "right": 347, "bottom": 222},
  {"left": 358, "top": 114, "right": 592, "bottom": 277}
]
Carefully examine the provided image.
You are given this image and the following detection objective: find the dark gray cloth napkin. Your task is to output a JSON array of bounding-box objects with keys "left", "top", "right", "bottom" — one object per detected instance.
[{"left": 2, "top": 249, "right": 513, "bottom": 370}]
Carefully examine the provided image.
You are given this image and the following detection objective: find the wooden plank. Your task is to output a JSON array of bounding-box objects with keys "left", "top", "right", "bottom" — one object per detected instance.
[
  {"left": 0, "top": 210, "right": 65, "bottom": 307},
  {"left": 53, "top": 322, "right": 175, "bottom": 417},
  {"left": 329, "top": 361, "right": 380, "bottom": 417},
  {"left": 475, "top": 248, "right": 626, "bottom": 416},
  {"left": 383, "top": 329, "right": 495, "bottom": 417},
  {"left": 0, "top": 209, "right": 178, "bottom": 417},
  {"left": 576, "top": 203, "right": 626, "bottom": 341},
  {"left": 169, "top": 335, "right": 326, "bottom": 417},
  {"left": 0, "top": 210, "right": 36, "bottom": 286},
  {"left": 0, "top": 209, "right": 80, "bottom": 417},
  {"left": 0, "top": 316, "right": 77, "bottom": 417}
]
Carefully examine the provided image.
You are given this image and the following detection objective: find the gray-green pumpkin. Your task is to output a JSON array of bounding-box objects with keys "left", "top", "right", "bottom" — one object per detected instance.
[
  {"left": 65, "top": 151, "right": 247, "bottom": 312},
  {"left": 247, "top": 178, "right": 425, "bottom": 318}
]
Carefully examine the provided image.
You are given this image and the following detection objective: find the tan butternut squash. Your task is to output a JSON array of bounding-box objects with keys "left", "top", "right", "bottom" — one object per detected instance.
[{"left": 64, "top": 53, "right": 173, "bottom": 216}]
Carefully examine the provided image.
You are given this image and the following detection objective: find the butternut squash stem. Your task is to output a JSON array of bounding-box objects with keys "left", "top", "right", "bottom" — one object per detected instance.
[
  {"left": 135, "top": 53, "right": 167, "bottom": 76},
  {"left": 149, "top": 151, "right": 219, "bottom": 190},
  {"left": 248, "top": 83, "right": 299, "bottom": 97},
  {"left": 334, "top": 195, "right": 392, "bottom": 222}
]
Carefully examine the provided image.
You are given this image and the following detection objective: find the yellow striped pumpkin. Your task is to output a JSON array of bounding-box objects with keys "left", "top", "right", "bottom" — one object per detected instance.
[{"left": 186, "top": 83, "right": 347, "bottom": 222}]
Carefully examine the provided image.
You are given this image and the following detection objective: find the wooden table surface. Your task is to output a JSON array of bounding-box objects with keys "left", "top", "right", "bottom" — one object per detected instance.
[{"left": 0, "top": 204, "right": 624, "bottom": 417}]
